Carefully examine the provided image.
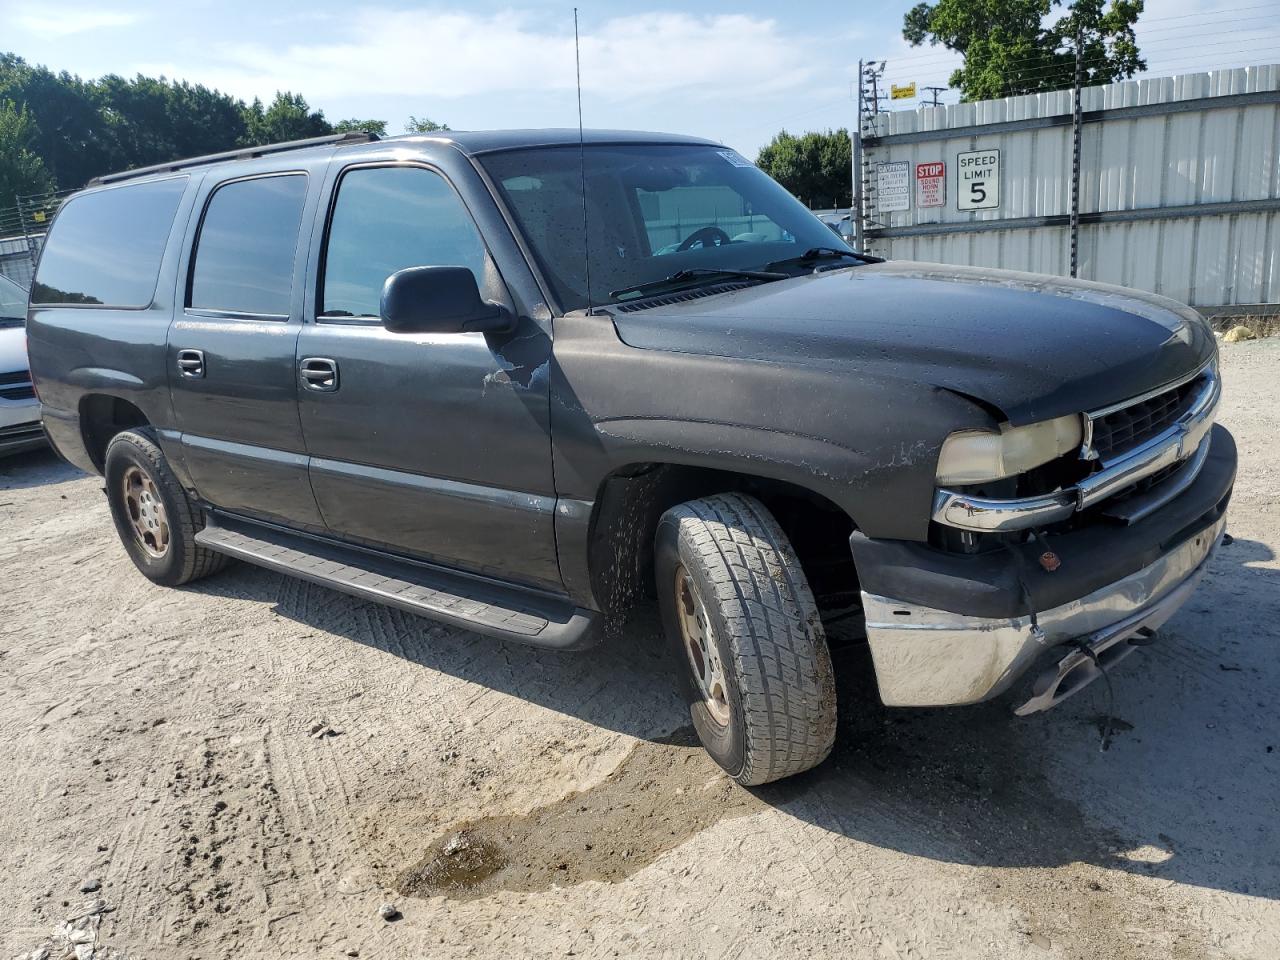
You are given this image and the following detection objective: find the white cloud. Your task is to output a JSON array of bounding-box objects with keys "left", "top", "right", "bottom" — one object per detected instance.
[
  {"left": 134, "top": 9, "right": 824, "bottom": 104},
  {"left": 15, "top": 8, "right": 139, "bottom": 38}
]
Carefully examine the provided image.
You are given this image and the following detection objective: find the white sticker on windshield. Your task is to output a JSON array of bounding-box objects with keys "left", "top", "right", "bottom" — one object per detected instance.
[{"left": 717, "top": 150, "right": 753, "bottom": 168}]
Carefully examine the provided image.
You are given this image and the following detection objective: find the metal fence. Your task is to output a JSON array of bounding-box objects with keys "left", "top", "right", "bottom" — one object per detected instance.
[
  {"left": 856, "top": 64, "right": 1280, "bottom": 310},
  {"left": 0, "top": 187, "right": 72, "bottom": 289}
]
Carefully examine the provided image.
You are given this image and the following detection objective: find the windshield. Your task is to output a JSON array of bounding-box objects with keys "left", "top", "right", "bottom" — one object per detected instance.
[
  {"left": 481, "top": 143, "right": 850, "bottom": 311},
  {"left": 0, "top": 275, "right": 27, "bottom": 327}
]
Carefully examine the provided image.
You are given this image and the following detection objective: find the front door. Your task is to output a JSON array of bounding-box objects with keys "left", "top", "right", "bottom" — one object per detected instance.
[
  {"left": 295, "top": 161, "right": 560, "bottom": 588},
  {"left": 167, "top": 166, "right": 325, "bottom": 529}
]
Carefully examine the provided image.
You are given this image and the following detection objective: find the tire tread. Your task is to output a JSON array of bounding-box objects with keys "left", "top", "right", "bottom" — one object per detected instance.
[{"left": 666, "top": 493, "right": 836, "bottom": 785}]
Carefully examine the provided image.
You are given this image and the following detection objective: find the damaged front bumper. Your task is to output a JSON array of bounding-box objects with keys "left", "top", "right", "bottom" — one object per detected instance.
[{"left": 850, "top": 424, "right": 1236, "bottom": 711}]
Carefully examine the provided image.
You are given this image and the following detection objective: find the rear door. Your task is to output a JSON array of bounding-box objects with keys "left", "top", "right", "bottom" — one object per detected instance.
[
  {"left": 167, "top": 161, "right": 326, "bottom": 529},
  {"left": 295, "top": 153, "right": 560, "bottom": 589}
]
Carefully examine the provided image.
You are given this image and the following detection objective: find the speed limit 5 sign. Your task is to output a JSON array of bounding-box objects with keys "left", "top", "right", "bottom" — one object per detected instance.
[{"left": 957, "top": 149, "right": 1000, "bottom": 210}]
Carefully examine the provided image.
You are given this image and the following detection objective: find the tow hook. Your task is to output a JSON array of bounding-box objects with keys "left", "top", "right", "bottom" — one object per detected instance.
[{"left": 1127, "top": 626, "right": 1158, "bottom": 646}]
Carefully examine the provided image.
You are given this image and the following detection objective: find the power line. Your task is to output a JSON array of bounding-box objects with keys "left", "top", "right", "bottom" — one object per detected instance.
[
  {"left": 878, "top": 3, "right": 1280, "bottom": 68},
  {"left": 876, "top": 33, "right": 1280, "bottom": 85},
  {"left": 880, "top": 47, "right": 1280, "bottom": 101}
]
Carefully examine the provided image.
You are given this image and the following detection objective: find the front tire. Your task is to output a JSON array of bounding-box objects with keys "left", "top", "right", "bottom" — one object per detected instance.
[
  {"left": 104, "top": 429, "right": 229, "bottom": 587},
  {"left": 655, "top": 493, "right": 836, "bottom": 786}
]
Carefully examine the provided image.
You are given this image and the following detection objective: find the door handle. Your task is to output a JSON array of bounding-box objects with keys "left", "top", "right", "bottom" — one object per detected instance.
[
  {"left": 176, "top": 349, "right": 205, "bottom": 378},
  {"left": 300, "top": 357, "right": 339, "bottom": 392}
]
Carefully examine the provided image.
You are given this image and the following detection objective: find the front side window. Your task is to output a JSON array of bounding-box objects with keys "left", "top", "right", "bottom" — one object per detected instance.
[
  {"left": 189, "top": 174, "right": 308, "bottom": 317},
  {"left": 482, "top": 144, "right": 844, "bottom": 311},
  {"left": 321, "top": 165, "right": 488, "bottom": 319},
  {"left": 31, "top": 177, "right": 187, "bottom": 307}
]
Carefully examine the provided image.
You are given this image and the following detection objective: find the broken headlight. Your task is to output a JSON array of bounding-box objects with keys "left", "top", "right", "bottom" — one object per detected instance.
[{"left": 935, "top": 414, "right": 1083, "bottom": 485}]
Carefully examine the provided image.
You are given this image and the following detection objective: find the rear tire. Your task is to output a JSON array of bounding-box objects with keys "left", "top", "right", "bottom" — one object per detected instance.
[
  {"left": 655, "top": 493, "right": 836, "bottom": 785},
  {"left": 104, "top": 429, "right": 229, "bottom": 587}
]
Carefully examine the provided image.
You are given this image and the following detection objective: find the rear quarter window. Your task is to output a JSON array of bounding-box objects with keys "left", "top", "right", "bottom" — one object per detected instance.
[{"left": 31, "top": 177, "right": 188, "bottom": 307}]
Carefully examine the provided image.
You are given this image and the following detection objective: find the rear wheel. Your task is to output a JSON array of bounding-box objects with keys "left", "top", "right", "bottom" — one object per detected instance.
[
  {"left": 104, "top": 429, "right": 229, "bottom": 586},
  {"left": 655, "top": 493, "right": 836, "bottom": 785}
]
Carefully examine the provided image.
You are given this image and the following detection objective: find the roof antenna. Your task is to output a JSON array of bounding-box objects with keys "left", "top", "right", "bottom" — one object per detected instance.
[{"left": 574, "top": 7, "right": 594, "bottom": 315}]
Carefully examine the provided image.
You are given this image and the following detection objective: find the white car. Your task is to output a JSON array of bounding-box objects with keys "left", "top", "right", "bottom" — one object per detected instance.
[{"left": 0, "top": 273, "right": 43, "bottom": 456}]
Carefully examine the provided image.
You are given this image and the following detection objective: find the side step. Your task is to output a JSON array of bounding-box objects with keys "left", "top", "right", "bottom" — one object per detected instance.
[{"left": 194, "top": 515, "right": 600, "bottom": 650}]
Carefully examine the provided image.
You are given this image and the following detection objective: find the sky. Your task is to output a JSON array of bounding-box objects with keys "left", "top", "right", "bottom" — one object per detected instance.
[{"left": 1, "top": 0, "right": 1277, "bottom": 157}]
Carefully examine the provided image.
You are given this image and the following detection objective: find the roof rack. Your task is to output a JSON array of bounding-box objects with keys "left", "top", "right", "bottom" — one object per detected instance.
[{"left": 87, "top": 131, "right": 379, "bottom": 187}]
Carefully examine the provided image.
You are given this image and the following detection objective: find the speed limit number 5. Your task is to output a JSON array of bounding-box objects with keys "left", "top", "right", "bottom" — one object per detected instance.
[{"left": 958, "top": 149, "right": 1000, "bottom": 210}]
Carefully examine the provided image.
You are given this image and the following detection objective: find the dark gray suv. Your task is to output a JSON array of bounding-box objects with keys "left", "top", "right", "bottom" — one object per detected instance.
[{"left": 26, "top": 130, "right": 1234, "bottom": 784}]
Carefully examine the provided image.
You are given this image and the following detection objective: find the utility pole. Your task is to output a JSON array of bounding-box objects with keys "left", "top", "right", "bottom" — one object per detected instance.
[
  {"left": 855, "top": 59, "right": 865, "bottom": 253},
  {"left": 866, "top": 62, "right": 887, "bottom": 115},
  {"left": 923, "top": 86, "right": 946, "bottom": 108},
  {"left": 852, "top": 60, "right": 888, "bottom": 253},
  {"left": 1070, "top": 30, "right": 1083, "bottom": 278}
]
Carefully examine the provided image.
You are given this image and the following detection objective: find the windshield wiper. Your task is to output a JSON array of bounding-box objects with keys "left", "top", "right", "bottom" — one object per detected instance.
[
  {"left": 609, "top": 267, "right": 786, "bottom": 301},
  {"left": 769, "top": 247, "right": 884, "bottom": 270}
]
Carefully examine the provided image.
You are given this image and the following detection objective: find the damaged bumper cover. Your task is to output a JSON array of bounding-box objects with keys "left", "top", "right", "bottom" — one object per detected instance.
[{"left": 851, "top": 424, "right": 1235, "bottom": 709}]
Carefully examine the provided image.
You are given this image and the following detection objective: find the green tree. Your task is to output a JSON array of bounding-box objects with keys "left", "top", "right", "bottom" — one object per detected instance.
[
  {"left": 755, "top": 129, "right": 852, "bottom": 209},
  {"left": 903, "top": 0, "right": 1144, "bottom": 101},
  {"left": 333, "top": 118, "right": 388, "bottom": 137},
  {"left": 405, "top": 116, "right": 450, "bottom": 133},
  {"left": 150, "top": 79, "right": 247, "bottom": 159},
  {"left": 242, "top": 92, "right": 332, "bottom": 145},
  {"left": 0, "top": 54, "right": 115, "bottom": 189},
  {"left": 0, "top": 99, "right": 55, "bottom": 202}
]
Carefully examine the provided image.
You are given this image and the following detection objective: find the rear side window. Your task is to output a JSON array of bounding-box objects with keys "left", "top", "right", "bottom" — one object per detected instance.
[
  {"left": 320, "top": 166, "right": 488, "bottom": 319},
  {"left": 31, "top": 177, "right": 187, "bottom": 307},
  {"left": 189, "top": 174, "right": 308, "bottom": 317}
]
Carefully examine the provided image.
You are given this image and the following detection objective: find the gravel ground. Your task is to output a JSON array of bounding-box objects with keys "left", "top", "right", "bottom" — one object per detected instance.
[{"left": 2, "top": 340, "right": 1278, "bottom": 960}]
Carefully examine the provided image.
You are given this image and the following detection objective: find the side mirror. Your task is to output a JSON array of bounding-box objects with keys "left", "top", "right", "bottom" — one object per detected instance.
[{"left": 379, "top": 265, "right": 515, "bottom": 335}]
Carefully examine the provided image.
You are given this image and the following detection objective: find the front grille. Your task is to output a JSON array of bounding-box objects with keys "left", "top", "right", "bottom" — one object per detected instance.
[
  {"left": 0, "top": 370, "right": 34, "bottom": 401},
  {"left": 1091, "top": 375, "right": 1203, "bottom": 462},
  {"left": 0, "top": 422, "right": 42, "bottom": 440}
]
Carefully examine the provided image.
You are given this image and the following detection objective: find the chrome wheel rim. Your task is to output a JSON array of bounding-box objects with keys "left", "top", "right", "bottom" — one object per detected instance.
[
  {"left": 674, "top": 565, "right": 731, "bottom": 726},
  {"left": 123, "top": 465, "right": 170, "bottom": 559}
]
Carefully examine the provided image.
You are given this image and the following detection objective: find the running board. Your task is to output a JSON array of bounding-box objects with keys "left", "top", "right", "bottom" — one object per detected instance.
[{"left": 194, "top": 515, "right": 600, "bottom": 650}]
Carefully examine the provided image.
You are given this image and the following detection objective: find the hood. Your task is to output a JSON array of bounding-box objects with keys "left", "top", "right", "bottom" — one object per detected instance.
[
  {"left": 610, "top": 261, "right": 1215, "bottom": 425},
  {"left": 0, "top": 325, "right": 28, "bottom": 377}
]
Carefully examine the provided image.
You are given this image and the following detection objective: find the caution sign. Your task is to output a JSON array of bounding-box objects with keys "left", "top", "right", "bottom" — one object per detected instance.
[
  {"left": 891, "top": 83, "right": 917, "bottom": 101},
  {"left": 957, "top": 149, "right": 1000, "bottom": 210},
  {"left": 916, "top": 161, "right": 945, "bottom": 208},
  {"left": 876, "top": 161, "right": 911, "bottom": 212}
]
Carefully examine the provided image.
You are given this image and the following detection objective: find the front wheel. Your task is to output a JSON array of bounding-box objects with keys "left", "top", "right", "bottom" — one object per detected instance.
[{"left": 655, "top": 493, "right": 836, "bottom": 786}]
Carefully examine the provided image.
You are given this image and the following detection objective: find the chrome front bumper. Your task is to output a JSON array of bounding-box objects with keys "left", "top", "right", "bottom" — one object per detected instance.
[
  {"left": 862, "top": 512, "right": 1225, "bottom": 708},
  {"left": 934, "top": 365, "right": 1220, "bottom": 533}
]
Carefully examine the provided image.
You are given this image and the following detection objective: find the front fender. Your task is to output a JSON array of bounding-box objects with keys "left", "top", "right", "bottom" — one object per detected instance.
[{"left": 549, "top": 312, "right": 990, "bottom": 541}]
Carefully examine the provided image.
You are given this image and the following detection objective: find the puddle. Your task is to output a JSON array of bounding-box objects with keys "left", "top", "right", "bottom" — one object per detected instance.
[{"left": 396, "top": 727, "right": 762, "bottom": 900}]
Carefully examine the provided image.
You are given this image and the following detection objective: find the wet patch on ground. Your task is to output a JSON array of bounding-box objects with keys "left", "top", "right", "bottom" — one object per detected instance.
[{"left": 396, "top": 727, "right": 762, "bottom": 901}]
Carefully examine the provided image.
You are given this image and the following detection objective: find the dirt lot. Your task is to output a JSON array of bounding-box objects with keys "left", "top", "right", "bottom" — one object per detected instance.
[{"left": 2, "top": 340, "right": 1278, "bottom": 960}]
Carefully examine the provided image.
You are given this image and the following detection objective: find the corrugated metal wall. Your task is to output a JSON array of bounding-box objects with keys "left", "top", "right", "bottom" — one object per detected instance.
[{"left": 861, "top": 65, "right": 1280, "bottom": 308}]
